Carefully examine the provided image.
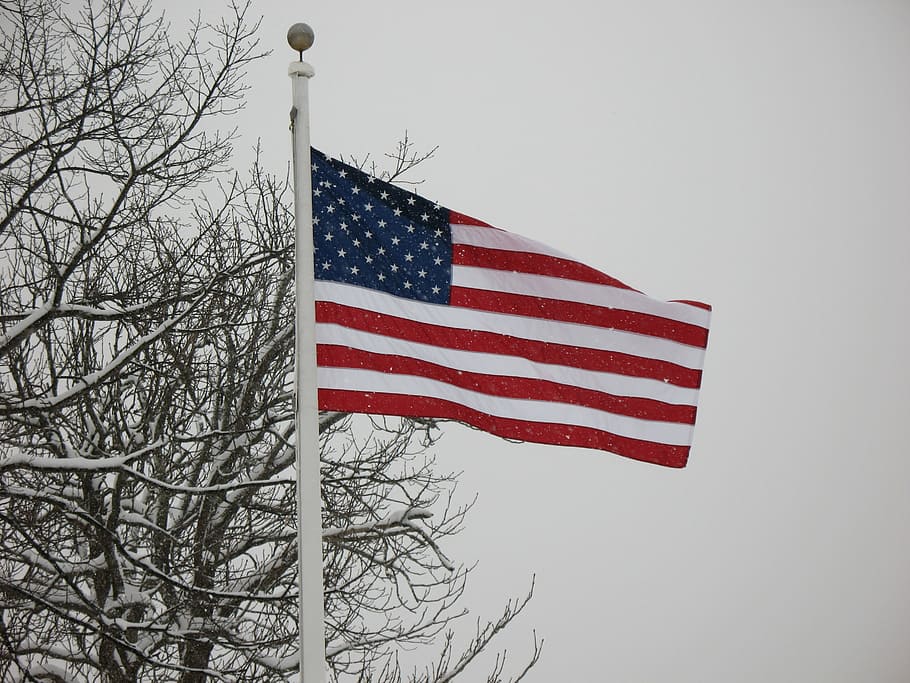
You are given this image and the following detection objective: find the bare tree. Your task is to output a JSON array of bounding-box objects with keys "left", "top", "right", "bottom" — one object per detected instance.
[{"left": 0, "top": 1, "right": 541, "bottom": 681}]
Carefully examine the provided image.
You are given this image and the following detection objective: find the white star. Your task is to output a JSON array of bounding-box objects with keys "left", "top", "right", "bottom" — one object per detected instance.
[
  {"left": 325, "top": 232, "right": 333, "bottom": 242},
  {"left": 406, "top": 224, "right": 415, "bottom": 233},
  {"left": 322, "top": 261, "right": 331, "bottom": 270},
  {"left": 390, "top": 264, "right": 399, "bottom": 273},
  {"left": 407, "top": 197, "right": 416, "bottom": 206},
  {"left": 377, "top": 247, "right": 386, "bottom": 256},
  {"left": 365, "top": 230, "right": 373, "bottom": 238},
  {"left": 419, "top": 241, "right": 429, "bottom": 250},
  {"left": 433, "top": 257, "right": 443, "bottom": 266},
  {"left": 364, "top": 202, "right": 373, "bottom": 212},
  {"left": 352, "top": 213, "right": 361, "bottom": 222},
  {"left": 352, "top": 186, "right": 360, "bottom": 195},
  {"left": 326, "top": 205, "right": 335, "bottom": 214},
  {"left": 378, "top": 220, "right": 386, "bottom": 228},
  {"left": 314, "top": 188, "right": 322, "bottom": 196},
  {"left": 339, "top": 169, "right": 347, "bottom": 178},
  {"left": 365, "top": 255, "right": 373, "bottom": 263},
  {"left": 377, "top": 273, "right": 386, "bottom": 281},
  {"left": 420, "top": 212, "right": 429, "bottom": 222},
  {"left": 418, "top": 269, "right": 427, "bottom": 278},
  {"left": 352, "top": 239, "right": 361, "bottom": 247},
  {"left": 391, "top": 236, "right": 400, "bottom": 246},
  {"left": 380, "top": 191, "right": 389, "bottom": 200},
  {"left": 403, "top": 281, "right": 412, "bottom": 289},
  {"left": 337, "top": 197, "right": 345, "bottom": 206},
  {"left": 393, "top": 208, "right": 402, "bottom": 217},
  {"left": 350, "top": 265, "right": 359, "bottom": 275},
  {"left": 337, "top": 248, "right": 346, "bottom": 258},
  {"left": 432, "top": 285, "right": 440, "bottom": 294},
  {"left": 404, "top": 253, "right": 414, "bottom": 262},
  {"left": 434, "top": 229, "right": 443, "bottom": 238}
]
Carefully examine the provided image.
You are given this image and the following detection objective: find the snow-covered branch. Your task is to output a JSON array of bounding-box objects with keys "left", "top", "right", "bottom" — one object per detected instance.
[{"left": 0, "top": 3, "right": 539, "bottom": 678}]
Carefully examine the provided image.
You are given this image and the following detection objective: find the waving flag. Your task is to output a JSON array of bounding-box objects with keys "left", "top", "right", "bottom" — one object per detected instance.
[{"left": 311, "top": 150, "right": 710, "bottom": 467}]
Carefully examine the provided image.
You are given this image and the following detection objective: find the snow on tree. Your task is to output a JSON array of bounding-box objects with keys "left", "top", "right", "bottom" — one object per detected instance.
[{"left": 0, "top": 1, "right": 540, "bottom": 680}]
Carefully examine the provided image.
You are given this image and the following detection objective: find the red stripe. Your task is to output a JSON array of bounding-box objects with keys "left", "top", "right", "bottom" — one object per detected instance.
[
  {"left": 672, "top": 299, "right": 713, "bottom": 311},
  {"left": 316, "top": 302, "right": 704, "bottom": 388},
  {"left": 318, "top": 345, "right": 697, "bottom": 424},
  {"left": 449, "top": 210, "right": 493, "bottom": 227},
  {"left": 451, "top": 286, "right": 709, "bottom": 348},
  {"left": 453, "top": 244, "right": 636, "bottom": 291},
  {"left": 319, "top": 389, "right": 690, "bottom": 468}
]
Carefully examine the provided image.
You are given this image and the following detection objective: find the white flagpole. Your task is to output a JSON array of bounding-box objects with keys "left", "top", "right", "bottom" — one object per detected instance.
[{"left": 287, "top": 23, "right": 326, "bottom": 683}]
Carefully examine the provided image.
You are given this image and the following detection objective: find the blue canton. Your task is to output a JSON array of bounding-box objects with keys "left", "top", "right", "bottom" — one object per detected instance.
[{"left": 311, "top": 149, "right": 452, "bottom": 305}]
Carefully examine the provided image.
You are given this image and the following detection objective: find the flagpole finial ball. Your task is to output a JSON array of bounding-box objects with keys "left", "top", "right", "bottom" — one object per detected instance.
[{"left": 287, "top": 23, "right": 315, "bottom": 54}]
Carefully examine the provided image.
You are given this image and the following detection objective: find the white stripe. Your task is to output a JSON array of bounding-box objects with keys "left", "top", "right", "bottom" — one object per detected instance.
[
  {"left": 452, "top": 265, "right": 711, "bottom": 328},
  {"left": 315, "top": 281, "right": 707, "bottom": 370},
  {"left": 318, "top": 366, "right": 695, "bottom": 446},
  {"left": 317, "top": 323, "right": 700, "bottom": 405},
  {"left": 452, "top": 223, "right": 572, "bottom": 261},
  {"left": 452, "top": 223, "right": 710, "bottom": 326}
]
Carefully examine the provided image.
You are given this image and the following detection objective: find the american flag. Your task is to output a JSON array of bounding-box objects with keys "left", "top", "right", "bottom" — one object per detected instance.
[{"left": 311, "top": 149, "right": 711, "bottom": 467}]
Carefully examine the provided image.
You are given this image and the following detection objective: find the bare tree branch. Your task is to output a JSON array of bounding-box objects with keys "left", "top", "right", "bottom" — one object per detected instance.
[{"left": 0, "top": 2, "right": 540, "bottom": 681}]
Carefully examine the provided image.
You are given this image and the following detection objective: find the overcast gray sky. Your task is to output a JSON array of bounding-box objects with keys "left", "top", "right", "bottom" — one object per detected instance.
[{"left": 164, "top": 1, "right": 910, "bottom": 679}]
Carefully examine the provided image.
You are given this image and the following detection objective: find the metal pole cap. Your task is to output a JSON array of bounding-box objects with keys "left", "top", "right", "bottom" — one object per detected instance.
[{"left": 287, "top": 23, "right": 315, "bottom": 58}]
